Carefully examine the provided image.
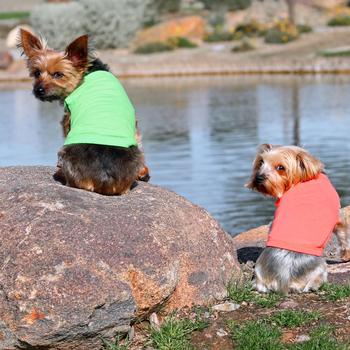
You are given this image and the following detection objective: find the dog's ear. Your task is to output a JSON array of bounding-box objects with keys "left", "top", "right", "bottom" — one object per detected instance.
[
  {"left": 65, "top": 35, "right": 88, "bottom": 69},
  {"left": 18, "top": 29, "right": 43, "bottom": 58},
  {"left": 258, "top": 143, "right": 272, "bottom": 154},
  {"left": 297, "top": 150, "right": 324, "bottom": 181}
]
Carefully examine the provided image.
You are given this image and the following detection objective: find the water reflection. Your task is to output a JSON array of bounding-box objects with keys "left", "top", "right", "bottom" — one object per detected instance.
[{"left": 0, "top": 75, "right": 349, "bottom": 235}]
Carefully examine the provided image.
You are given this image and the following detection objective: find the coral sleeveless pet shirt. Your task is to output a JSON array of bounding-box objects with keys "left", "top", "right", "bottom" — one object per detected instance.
[
  {"left": 267, "top": 174, "right": 340, "bottom": 256},
  {"left": 64, "top": 71, "right": 137, "bottom": 148}
]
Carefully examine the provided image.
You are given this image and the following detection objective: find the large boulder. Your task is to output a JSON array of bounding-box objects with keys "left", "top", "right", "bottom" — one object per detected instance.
[
  {"left": 0, "top": 166, "right": 238, "bottom": 349},
  {"left": 133, "top": 16, "right": 206, "bottom": 48}
]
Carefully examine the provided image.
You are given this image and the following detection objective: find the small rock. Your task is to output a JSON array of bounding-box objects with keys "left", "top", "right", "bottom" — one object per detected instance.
[
  {"left": 295, "top": 334, "right": 311, "bottom": 343},
  {"left": 0, "top": 51, "right": 13, "bottom": 70},
  {"left": 203, "top": 311, "right": 211, "bottom": 319},
  {"left": 149, "top": 313, "right": 161, "bottom": 330},
  {"left": 212, "top": 302, "right": 240, "bottom": 312},
  {"left": 128, "top": 326, "right": 135, "bottom": 341},
  {"left": 216, "top": 328, "right": 228, "bottom": 337}
]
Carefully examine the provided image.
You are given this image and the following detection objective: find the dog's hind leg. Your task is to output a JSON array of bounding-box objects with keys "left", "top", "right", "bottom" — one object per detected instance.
[{"left": 334, "top": 210, "right": 350, "bottom": 261}]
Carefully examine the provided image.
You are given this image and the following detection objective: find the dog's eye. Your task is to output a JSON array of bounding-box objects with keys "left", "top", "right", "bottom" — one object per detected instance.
[
  {"left": 276, "top": 165, "right": 285, "bottom": 171},
  {"left": 33, "top": 70, "right": 41, "bottom": 78},
  {"left": 52, "top": 72, "right": 64, "bottom": 79}
]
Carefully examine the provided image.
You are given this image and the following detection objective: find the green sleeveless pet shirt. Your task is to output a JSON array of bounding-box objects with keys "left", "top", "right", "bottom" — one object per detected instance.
[{"left": 64, "top": 71, "right": 137, "bottom": 148}]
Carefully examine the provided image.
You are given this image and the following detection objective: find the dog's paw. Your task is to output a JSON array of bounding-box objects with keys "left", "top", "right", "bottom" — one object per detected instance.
[{"left": 138, "top": 166, "right": 150, "bottom": 182}]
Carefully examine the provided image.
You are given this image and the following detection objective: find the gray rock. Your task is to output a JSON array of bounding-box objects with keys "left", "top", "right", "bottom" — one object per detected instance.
[{"left": 0, "top": 166, "right": 238, "bottom": 349}]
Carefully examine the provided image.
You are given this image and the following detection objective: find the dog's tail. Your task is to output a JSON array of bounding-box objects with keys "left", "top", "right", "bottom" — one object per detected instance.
[{"left": 334, "top": 209, "right": 350, "bottom": 262}]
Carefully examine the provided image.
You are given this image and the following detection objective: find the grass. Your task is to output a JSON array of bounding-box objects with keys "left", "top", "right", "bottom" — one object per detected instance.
[
  {"left": 228, "top": 319, "right": 283, "bottom": 350},
  {"left": 101, "top": 335, "right": 130, "bottom": 350},
  {"left": 318, "top": 282, "right": 350, "bottom": 301},
  {"left": 134, "top": 42, "right": 174, "bottom": 54},
  {"left": 287, "top": 324, "right": 349, "bottom": 350},
  {"left": 227, "top": 276, "right": 283, "bottom": 307},
  {"left": 149, "top": 316, "right": 209, "bottom": 350},
  {"left": 0, "top": 11, "right": 30, "bottom": 20},
  {"left": 268, "top": 310, "right": 320, "bottom": 328},
  {"left": 204, "top": 30, "right": 242, "bottom": 42}
]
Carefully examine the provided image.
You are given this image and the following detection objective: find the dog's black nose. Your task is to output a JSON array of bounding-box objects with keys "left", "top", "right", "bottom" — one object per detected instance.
[
  {"left": 255, "top": 174, "right": 266, "bottom": 184},
  {"left": 34, "top": 85, "right": 45, "bottom": 97}
]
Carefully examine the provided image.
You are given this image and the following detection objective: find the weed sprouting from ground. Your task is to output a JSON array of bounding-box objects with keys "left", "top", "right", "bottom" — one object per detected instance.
[
  {"left": 268, "top": 310, "right": 321, "bottom": 328},
  {"left": 318, "top": 283, "right": 350, "bottom": 301},
  {"left": 149, "top": 315, "right": 209, "bottom": 350},
  {"left": 228, "top": 319, "right": 283, "bottom": 350},
  {"left": 286, "top": 324, "right": 349, "bottom": 350},
  {"left": 101, "top": 335, "right": 130, "bottom": 350}
]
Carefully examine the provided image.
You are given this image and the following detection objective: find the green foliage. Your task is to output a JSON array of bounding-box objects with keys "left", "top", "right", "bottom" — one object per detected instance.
[
  {"left": 321, "top": 49, "right": 350, "bottom": 57},
  {"left": 134, "top": 42, "right": 174, "bottom": 54},
  {"left": 149, "top": 316, "right": 209, "bottom": 350},
  {"left": 168, "top": 37, "right": 198, "bottom": 48},
  {"left": 227, "top": 275, "right": 282, "bottom": 307},
  {"left": 296, "top": 24, "right": 312, "bottom": 34},
  {"left": 287, "top": 324, "right": 349, "bottom": 350},
  {"left": 269, "top": 310, "right": 320, "bottom": 328},
  {"left": 204, "top": 30, "right": 241, "bottom": 42},
  {"left": 228, "top": 320, "right": 283, "bottom": 350},
  {"left": 265, "top": 20, "right": 299, "bottom": 44},
  {"left": 101, "top": 335, "right": 129, "bottom": 350},
  {"left": 235, "top": 20, "right": 267, "bottom": 37},
  {"left": 154, "top": 0, "right": 182, "bottom": 13},
  {"left": 0, "top": 11, "right": 30, "bottom": 20},
  {"left": 328, "top": 15, "right": 350, "bottom": 27},
  {"left": 318, "top": 283, "right": 350, "bottom": 301},
  {"left": 202, "top": 0, "right": 252, "bottom": 11}
]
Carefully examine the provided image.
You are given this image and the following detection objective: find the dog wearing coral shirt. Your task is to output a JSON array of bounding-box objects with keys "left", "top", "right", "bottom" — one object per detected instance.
[{"left": 246, "top": 144, "right": 350, "bottom": 294}]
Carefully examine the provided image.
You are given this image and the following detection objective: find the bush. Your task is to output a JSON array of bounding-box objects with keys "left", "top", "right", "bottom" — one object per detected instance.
[
  {"left": 204, "top": 30, "right": 241, "bottom": 42},
  {"left": 235, "top": 20, "right": 267, "bottom": 37},
  {"left": 167, "top": 37, "right": 198, "bottom": 48},
  {"left": 134, "top": 41, "right": 174, "bottom": 54},
  {"left": 328, "top": 15, "right": 350, "bottom": 26},
  {"left": 202, "top": 0, "right": 252, "bottom": 11},
  {"left": 297, "top": 24, "right": 312, "bottom": 33},
  {"left": 232, "top": 39, "right": 255, "bottom": 53},
  {"left": 265, "top": 20, "right": 299, "bottom": 44}
]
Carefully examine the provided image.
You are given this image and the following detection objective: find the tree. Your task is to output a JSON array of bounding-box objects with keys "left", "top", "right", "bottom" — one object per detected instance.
[{"left": 285, "top": 0, "right": 296, "bottom": 24}]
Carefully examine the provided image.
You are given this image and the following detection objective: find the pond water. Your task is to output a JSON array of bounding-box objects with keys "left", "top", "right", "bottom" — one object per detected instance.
[{"left": 1, "top": 75, "right": 350, "bottom": 236}]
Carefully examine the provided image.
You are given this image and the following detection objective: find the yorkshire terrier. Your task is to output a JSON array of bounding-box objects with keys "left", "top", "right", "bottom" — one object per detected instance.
[
  {"left": 19, "top": 29, "right": 150, "bottom": 195},
  {"left": 246, "top": 144, "right": 350, "bottom": 293}
]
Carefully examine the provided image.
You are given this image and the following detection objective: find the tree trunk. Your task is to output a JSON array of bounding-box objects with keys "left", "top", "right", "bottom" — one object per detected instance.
[{"left": 286, "top": 0, "right": 296, "bottom": 24}]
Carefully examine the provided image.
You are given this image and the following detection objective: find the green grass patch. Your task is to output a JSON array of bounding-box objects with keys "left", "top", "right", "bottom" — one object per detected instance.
[
  {"left": 168, "top": 36, "right": 198, "bottom": 49},
  {"left": 318, "top": 283, "right": 350, "bottom": 301},
  {"left": 227, "top": 276, "right": 283, "bottom": 307},
  {"left": 149, "top": 316, "right": 209, "bottom": 350},
  {"left": 228, "top": 319, "right": 283, "bottom": 350},
  {"left": 0, "top": 11, "right": 30, "bottom": 20},
  {"left": 101, "top": 335, "right": 129, "bottom": 350},
  {"left": 269, "top": 310, "right": 320, "bottom": 328},
  {"left": 287, "top": 324, "right": 349, "bottom": 350},
  {"left": 328, "top": 15, "right": 350, "bottom": 27}
]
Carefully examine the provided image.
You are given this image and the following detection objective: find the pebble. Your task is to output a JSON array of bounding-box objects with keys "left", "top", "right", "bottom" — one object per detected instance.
[
  {"left": 216, "top": 328, "right": 228, "bottom": 337},
  {"left": 295, "top": 335, "right": 311, "bottom": 343},
  {"left": 279, "top": 300, "right": 299, "bottom": 309},
  {"left": 212, "top": 302, "right": 240, "bottom": 312}
]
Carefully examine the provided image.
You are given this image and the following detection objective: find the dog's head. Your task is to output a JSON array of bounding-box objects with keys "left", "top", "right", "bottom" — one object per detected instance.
[
  {"left": 18, "top": 29, "right": 89, "bottom": 102},
  {"left": 246, "top": 144, "right": 324, "bottom": 198}
]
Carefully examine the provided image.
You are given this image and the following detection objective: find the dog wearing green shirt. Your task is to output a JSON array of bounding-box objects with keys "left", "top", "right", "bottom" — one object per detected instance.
[{"left": 19, "top": 29, "right": 150, "bottom": 195}]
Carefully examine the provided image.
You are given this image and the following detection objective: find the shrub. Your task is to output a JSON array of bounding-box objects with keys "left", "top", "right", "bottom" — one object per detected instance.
[
  {"left": 167, "top": 37, "right": 198, "bottom": 48},
  {"left": 204, "top": 30, "right": 241, "bottom": 42},
  {"left": 235, "top": 20, "right": 267, "bottom": 37},
  {"left": 328, "top": 15, "right": 350, "bottom": 26},
  {"left": 202, "top": 0, "right": 252, "bottom": 11},
  {"left": 134, "top": 41, "right": 174, "bottom": 54},
  {"left": 297, "top": 24, "right": 312, "bottom": 34},
  {"left": 265, "top": 20, "right": 299, "bottom": 44},
  {"left": 231, "top": 39, "right": 255, "bottom": 53}
]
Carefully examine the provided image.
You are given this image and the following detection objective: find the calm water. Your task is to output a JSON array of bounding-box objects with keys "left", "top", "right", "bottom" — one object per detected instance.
[{"left": 1, "top": 76, "right": 350, "bottom": 236}]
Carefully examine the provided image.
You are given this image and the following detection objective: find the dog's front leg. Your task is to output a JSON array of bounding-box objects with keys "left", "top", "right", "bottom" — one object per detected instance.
[{"left": 135, "top": 120, "right": 150, "bottom": 182}]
